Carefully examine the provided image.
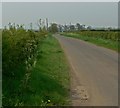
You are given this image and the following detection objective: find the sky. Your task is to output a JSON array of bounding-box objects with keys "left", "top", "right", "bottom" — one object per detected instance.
[
  {"left": 0, "top": 2, "right": 2, "bottom": 28},
  {"left": 1, "top": 0, "right": 120, "bottom": 2},
  {"left": 1, "top": 2, "right": 118, "bottom": 29}
]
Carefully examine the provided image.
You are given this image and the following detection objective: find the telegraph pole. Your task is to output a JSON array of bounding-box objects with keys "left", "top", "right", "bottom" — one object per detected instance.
[{"left": 46, "top": 18, "right": 48, "bottom": 31}]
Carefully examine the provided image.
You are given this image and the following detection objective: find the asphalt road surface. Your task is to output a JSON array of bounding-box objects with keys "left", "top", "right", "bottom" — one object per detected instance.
[{"left": 54, "top": 34, "right": 118, "bottom": 106}]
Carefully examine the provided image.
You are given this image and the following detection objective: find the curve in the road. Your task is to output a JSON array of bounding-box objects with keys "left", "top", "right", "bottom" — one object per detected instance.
[{"left": 54, "top": 34, "right": 118, "bottom": 106}]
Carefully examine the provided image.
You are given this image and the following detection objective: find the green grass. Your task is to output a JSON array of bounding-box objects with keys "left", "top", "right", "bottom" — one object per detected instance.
[
  {"left": 0, "top": 29, "right": 2, "bottom": 54},
  {"left": 24, "top": 35, "right": 71, "bottom": 106},
  {"left": 3, "top": 64, "right": 27, "bottom": 106},
  {"left": 61, "top": 32, "right": 118, "bottom": 52},
  {"left": 3, "top": 34, "right": 70, "bottom": 106},
  {"left": 0, "top": 29, "right": 2, "bottom": 107}
]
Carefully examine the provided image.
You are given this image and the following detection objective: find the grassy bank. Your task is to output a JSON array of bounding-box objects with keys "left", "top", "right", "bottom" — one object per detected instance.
[
  {"left": 61, "top": 32, "right": 118, "bottom": 52},
  {"left": 0, "top": 29, "right": 2, "bottom": 107},
  {"left": 26, "top": 35, "right": 70, "bottom": 106},
  {"left": 3, "top": 34, "right": 70, "bottom": 106}
]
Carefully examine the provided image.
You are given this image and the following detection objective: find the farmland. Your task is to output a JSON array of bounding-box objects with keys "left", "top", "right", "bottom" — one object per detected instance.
[{"left": 60, "top": 31, "right": 119, "bottom": 51}]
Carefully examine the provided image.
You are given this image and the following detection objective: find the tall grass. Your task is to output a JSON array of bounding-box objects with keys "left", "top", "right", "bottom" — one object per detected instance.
[
  {"left": 0, "top": 29, "right": 2, "bottom": 107},
  {"left": 2, "top": 27, "right": 47, "bottom": 106}
]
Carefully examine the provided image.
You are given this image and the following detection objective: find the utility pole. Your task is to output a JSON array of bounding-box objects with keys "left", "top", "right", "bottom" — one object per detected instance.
[
  {"left": 8, "top": 22, "right": 11, "bottom": 30},
  {"left": 39, "top": 19, "right": 42, "bottom": 31},
  {"left": 46, "top": 18, "right": 48, "bottom": 31},
  {"left": 42, "top": 20, "right": 45, "bottom": 28},
  {"left": 13, "top": 23, "right": 16, "bottom": 30}
]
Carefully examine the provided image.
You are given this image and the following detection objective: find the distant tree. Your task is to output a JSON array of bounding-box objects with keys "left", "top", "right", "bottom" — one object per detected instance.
[
  {"left": 58, "top": 24, "right": 63, "bottom": 32},
  {"left": 49, "top": 23, "right": 58, "bottom": 33},
  {"left": 81, "top": 24, "right": 86, "bottom": 30},
  {"left": 8, "top": 22, "right": 16, "bottom": 31},
  {"left": 8, "top": 22, "right": 12, "bottom": 30},
  {"left": 76, "top": 23, "right": 81, "bottom": 31},
  {"left": 64, "top": 25, "right": 68, "bottom": 32},
  {"left": 87, "top": 26, "right": 92, "bottom": 30},
  {"left": 107, "top": 27, "right": 112, "bottom": 31},
  {"left": 16, "top": 24, "right": 19, "bottom": 29},
  {"left": 70, "top": 25, "right": 75, "bottom": 32}
]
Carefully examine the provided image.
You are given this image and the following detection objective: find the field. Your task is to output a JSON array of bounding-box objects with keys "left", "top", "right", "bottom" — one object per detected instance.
[
  {"left": 2, "top": 28, "right": 70, "bottom": 106},
  {"left": 60, "top": 31, "right": 119, "bottom": 51}
]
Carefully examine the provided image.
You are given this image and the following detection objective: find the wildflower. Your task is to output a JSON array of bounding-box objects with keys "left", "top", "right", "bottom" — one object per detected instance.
[{"left": 48, "top": 100, "right": 50, "bottom": 103}]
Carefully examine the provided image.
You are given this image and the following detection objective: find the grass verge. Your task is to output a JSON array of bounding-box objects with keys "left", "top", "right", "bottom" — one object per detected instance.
[
  {"left": 3, "top": 34, "right": 70, "bottom": 106},
  {"left": 61, "top": 32, "right": 118, "bottom": 52},
  {"left": 0, "top": 29, "right": 2, "bottom": 107}
]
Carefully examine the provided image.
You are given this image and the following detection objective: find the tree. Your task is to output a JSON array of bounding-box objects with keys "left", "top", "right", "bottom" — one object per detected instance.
[
  {"left": 58, "top": 24, "right": 63, "bottom": 32},
  {"left": 70, "top": 25, "right": 75, "bottom": 32},
  {"left": 64, "top": 25, "right": 68, "bottom": 32},
  {"left": 49, "top": 23, "right": 58, "bottom": 33},
  {"left": 8, "top": 22, "right": 12, "bottom": 30},
  {"left": 87, "top": 26, "right": 92, "bottom": 30},
  {"left": 76, "top": 23, "right": 81, "bottom": 31},
  {"left": 81, "top": 24, "right": 86, "bottom": 30}
]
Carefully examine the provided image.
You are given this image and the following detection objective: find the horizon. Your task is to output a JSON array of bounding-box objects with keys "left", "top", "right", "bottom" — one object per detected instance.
[{"left": 2, "top": 2, "right": 118, "bottom": 29}]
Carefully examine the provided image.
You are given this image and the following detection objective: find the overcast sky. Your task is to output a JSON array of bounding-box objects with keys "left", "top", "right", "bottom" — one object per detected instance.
[{"left": 2, "top": 2, "right": 118, "bottom": 29}]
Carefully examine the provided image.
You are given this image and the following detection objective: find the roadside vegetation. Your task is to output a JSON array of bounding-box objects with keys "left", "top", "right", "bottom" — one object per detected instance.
[
  {"left": 2, "top": 23, "right": 70, "bottom": 106},
  {"left": 2, "top": 19, "right": 119, "bottom": 106},
  {"left": 60, "top": 31, "right": 119, "bottom": 51},
  {"left": 0, "top": 29, "right": 2, "bottom": 107}
]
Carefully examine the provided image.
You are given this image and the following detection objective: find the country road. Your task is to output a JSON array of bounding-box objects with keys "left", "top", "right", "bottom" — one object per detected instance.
[{"left": 54, "top": 34, "right": 118, "bottom": 106}]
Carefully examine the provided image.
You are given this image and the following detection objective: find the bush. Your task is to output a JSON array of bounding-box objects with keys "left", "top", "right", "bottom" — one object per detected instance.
[{"left": 2, "top": 28, "right": 45, "bottom": 77}]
